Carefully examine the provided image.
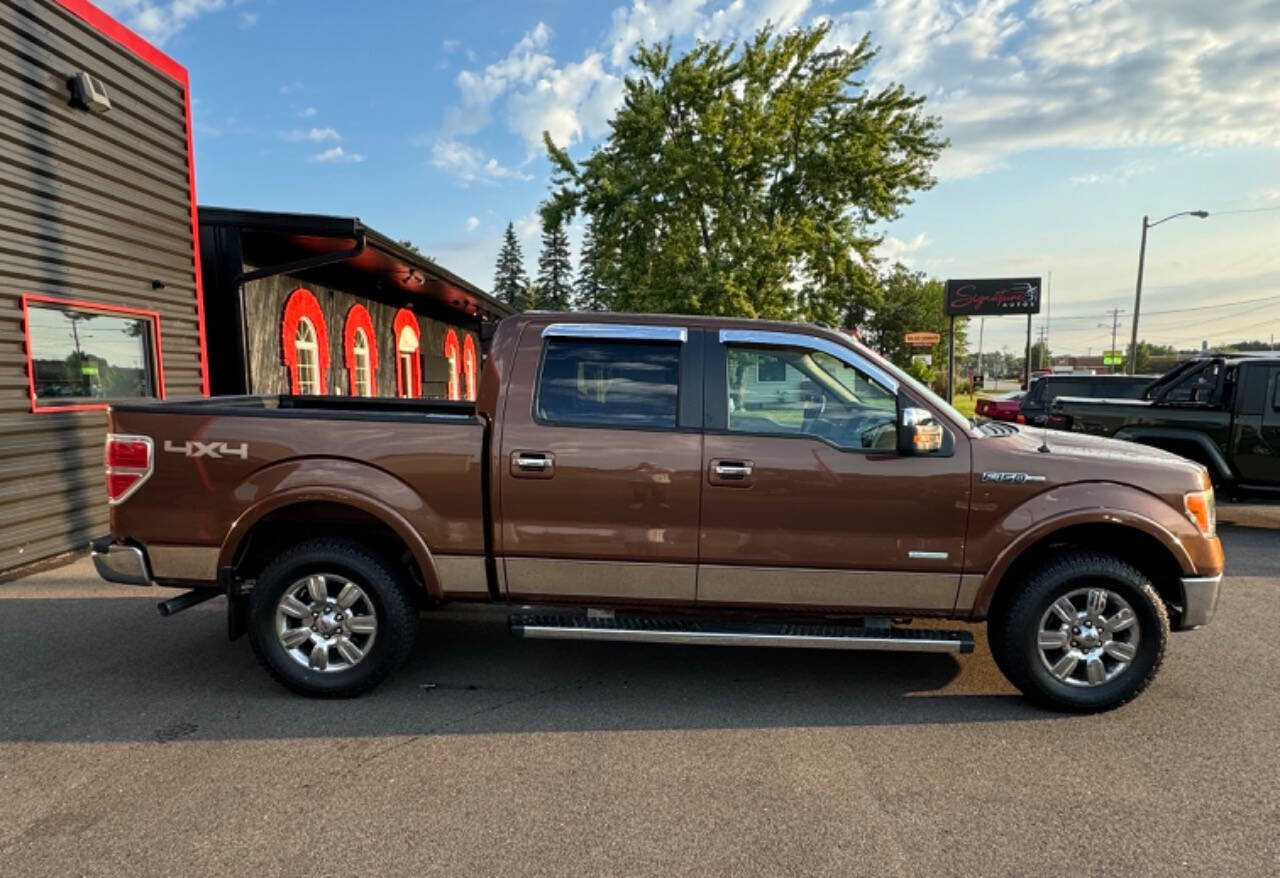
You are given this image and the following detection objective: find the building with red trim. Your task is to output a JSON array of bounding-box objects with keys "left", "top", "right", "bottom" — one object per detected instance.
[
  {"left": 3, "top": 0, "right": 207, "bottom": 570},
  {"left": 198, "top": 208, "right": 510, "bottom": 400}
]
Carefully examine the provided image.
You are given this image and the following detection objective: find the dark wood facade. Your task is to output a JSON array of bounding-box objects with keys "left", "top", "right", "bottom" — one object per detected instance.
[
  {"left": 1, "top": 0, "right": 205, "bottom": 571},
  {"left": 199, "top": 208, "right": 510, "bottom": 403}
]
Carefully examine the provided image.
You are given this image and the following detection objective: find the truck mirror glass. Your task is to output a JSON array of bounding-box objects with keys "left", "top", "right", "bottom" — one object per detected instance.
[{"left": 900, "top": 406, "right": 943, "bottom": 454}]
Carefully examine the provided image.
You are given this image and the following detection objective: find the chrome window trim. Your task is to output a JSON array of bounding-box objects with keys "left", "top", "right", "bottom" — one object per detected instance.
[
  {"left": 542, "top": 323, "right": 688, "bottom": 343},
  {"left": 718, "top": 329, "right": 900, "bottom": 393}
]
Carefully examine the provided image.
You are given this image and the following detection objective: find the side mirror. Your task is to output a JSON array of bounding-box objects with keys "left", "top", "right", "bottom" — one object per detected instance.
[{"left": 900, "top": 406, "right": 944, "bottom": 455}]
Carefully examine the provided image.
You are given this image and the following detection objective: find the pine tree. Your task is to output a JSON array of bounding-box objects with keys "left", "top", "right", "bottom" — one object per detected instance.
[
  {"left": 535, "top": 210, "right": 573, "bottom": 311},
  {"left": 572, "top": 219, "right": 611, "bottom": 311},
  {"left": 493, "top": 222, "right": 528, "bottom": 311}
]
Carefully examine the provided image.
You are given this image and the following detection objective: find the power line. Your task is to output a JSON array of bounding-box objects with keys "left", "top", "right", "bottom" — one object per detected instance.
[
  {"left": 1207, "top": 205, "right": 1280, "bottom": 217},
  {"left": 1048, "top": 292, "right": 1278, "bottom": 322}
]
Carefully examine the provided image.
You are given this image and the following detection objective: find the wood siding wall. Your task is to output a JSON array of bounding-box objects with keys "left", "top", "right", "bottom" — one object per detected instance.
[
  {"left": 0, "top": 0, "right": 203, "bottom": 570},
  {"left": 242, "top": 273, "right": 480, "bottom": 399}
]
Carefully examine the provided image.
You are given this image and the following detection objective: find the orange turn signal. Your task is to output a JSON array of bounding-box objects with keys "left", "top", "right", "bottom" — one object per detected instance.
[{"left": 1183, "top": 488, "right": 1216, "bottom": 538}]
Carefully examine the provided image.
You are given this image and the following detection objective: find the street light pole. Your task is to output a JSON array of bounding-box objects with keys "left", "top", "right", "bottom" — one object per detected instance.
[{"left": 1128, "top": 209, "right": 1208, "bottom": 374}]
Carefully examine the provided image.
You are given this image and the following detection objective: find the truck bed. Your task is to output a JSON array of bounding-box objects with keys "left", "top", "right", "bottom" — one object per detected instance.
[{"left": 111, "top": 394, "right": 478, "bottom": 423}]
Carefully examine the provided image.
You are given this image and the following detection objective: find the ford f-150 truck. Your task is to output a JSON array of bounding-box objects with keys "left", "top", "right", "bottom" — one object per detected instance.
[
  {"left": 93, "top": 313, "right": 1225, "bottom": 712},
  {"left": 1048, "top": 354, "right": 1280, "bottom": 494}
]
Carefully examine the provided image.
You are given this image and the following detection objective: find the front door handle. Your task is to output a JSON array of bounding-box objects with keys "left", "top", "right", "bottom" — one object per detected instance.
[
  {"left": 709, "top": 458, "right": 753, "bottom": 487},
  {"left": 511, "top": 451, "right": 555, "bottom": 479}
]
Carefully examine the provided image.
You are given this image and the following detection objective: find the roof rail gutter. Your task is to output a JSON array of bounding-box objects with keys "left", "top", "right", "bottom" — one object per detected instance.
[{"left": 233, "top": 231, "right": 368, "bottom": 286}]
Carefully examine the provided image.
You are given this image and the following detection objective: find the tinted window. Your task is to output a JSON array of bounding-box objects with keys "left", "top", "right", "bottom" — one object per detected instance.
[
  {"left": 725, "top": 345, "right": 897, "bottom": 450},
  {"left": 1096, "top": 378, "right": 1152, "bottom": 399},
  {"left": 26, "top": 302, "right": 157, "bottom": 407},
  {"left": 1045, "top": 380, "right": 1088, "bottom": 402},
  {"left": 1164, "top": 361, "right": 1221, "bottom": 404},
  {"left": 536, "top": 340, "right": 679, "bottom": 429}
]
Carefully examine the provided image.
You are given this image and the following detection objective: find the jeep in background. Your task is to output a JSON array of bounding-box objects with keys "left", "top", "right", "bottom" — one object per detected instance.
[
  {"left": 1049, "top": 354, "right": 1280, "bottom": 495},
  {"left": 92, "top": 313, "right": 1224, "bottom": 712},
  {"left": 1019, "top": 373, "right": 1157, "bottom": 426}
]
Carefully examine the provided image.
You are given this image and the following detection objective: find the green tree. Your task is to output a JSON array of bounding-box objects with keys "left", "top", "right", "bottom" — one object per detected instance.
[
  {"left": 863, "top": 264, "right": 965, "bottom": 374},
  {"left": 543, "top": 23, "right": 945, "bottom": 323},
  {"left": 535, "top": 210, "right": 573, "bottom": 310},
  {"left": 493, "top": 222, "right": 529, "bottom": 311},
  {"left": 573, "top": 219, "right": 612, "bottom": 311},
  {"left": 1030, "top": 340, "right": 1051, "bottom": 371}
]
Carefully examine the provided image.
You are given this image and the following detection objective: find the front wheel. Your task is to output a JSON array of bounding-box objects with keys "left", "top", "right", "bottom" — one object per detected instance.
[
  {"left": 992, "top": 551, "right": 1169, "bottom": 713},
  {"left": 247, "top": 538, "right": 418, "bottom": 697}
]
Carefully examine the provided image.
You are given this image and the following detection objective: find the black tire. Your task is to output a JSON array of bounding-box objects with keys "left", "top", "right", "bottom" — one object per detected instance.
[
  {"left": 991, "top": 551, "right": 1169, "bottom": 713},
  {"left": 247, "top": 538, "right": 417, "bottom": 698}
]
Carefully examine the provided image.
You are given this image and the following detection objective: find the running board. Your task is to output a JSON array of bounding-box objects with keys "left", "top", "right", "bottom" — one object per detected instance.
[{"left": 509, "top": 614, "right": 973, "bottom": 654}]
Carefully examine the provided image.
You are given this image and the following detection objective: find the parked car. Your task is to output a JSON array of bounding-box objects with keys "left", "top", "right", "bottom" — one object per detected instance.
[
  {"left": 1020, "top": 373, "right": 1157, "bottom": 426},
  {"left": 975, "top": 390, "right": 1024, "bottom": 422},
  {"left": 93, "top": 313, "right": 1223, "bottom": 712},
  {"left": 1049, "top": 354, "right": 1280, "bottom": 494}
]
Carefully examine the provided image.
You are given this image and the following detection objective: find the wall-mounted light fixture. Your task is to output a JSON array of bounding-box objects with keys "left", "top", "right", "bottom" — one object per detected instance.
[{"left": 68, "top": 71, "right": 111, "bottom": 113}]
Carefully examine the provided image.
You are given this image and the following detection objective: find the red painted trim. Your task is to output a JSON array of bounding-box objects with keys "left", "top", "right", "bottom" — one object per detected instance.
[
  {"left": 281, "top": 289, "right": 329, "bottom": 395},
  {"left": 51, "top": 0, "right": 209, "bottom": 396},
  {"left": 21, "top": 292, "right": 167, "bottom": 413},
  {"left": 443, "top": 329, "right": 461, "bottom": 401},
  {"left": 342, "top": 304, "right": 378, "bottom": 396},
  {"left": 461, "top": 334, "right": 478, "bottom": 401},
  {"left": 392, "top": 308, "right": 421, "bottom": 398}
]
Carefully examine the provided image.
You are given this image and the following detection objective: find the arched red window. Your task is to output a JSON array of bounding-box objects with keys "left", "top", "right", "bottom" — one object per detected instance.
[
  {"left": 281, "top": 288, "right": 329, "bottom": 395},
  {"left": 461, "top": 334, "right": 478, "bottom": 401},
  {"left": 342, "top": 304, "right": 378, "bottom": 396},
  {"left": 392, "top": 308, "right": 421, "bottom": 398},
  {"left": 443, "top": 329, "right": 461, "bottom": 401}
]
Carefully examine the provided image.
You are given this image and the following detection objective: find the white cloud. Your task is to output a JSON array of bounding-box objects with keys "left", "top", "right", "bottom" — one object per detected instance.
[
  {"left": 442, "top": 39, "right": 462, "bottom": 54},
  {"left": 237, "top": 10, "right": 257, "bottom": 29},
  {"left": 310, "top": 146, "right": 364, "bottom": 163},
  {"left": 298, "top": 106, "right": 318, "bottom": 118},
  {"left": 875, "top": 232, "right": 930, "bottom": 265},
  {"left": 1069, "top": 159, "right": 1155, "bottom": 186},
  {"left": 514, "top": 211, "right": 541, "bottom": 241},
  {"left": 284, "top": 127, "right": 341, "bottom": 143},
  {"left": 466, "top": 216, "right": 480, "bottom": 232},
  {"left": 446, "top": 22, "right": 556, "bottom": 136},
  {"left": 431, "top": 139, "right": 532, "bottom": 184},
  {"left": 98, "top": 0, "right": 234, "bottom": 44}
]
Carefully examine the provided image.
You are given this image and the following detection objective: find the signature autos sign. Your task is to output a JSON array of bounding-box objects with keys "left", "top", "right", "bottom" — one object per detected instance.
[{"left": 944, "top": 278, "right": 1042, "bottom": 316}]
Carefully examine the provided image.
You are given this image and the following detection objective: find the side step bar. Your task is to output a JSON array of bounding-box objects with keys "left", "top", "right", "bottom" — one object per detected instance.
[{"left": 510, "top": 614, "right": 973, "bottom": 654}]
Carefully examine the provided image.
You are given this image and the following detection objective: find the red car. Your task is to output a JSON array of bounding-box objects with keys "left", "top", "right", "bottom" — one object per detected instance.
[{"left": 976, "top": 390, "right": 1024, "bottom": 422}]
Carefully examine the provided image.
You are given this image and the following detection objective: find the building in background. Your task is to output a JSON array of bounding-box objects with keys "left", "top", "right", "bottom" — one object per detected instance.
[
  {"left": 2, "top": 0, "right": 206, "bottom": 571},
  {"left": 198, "top": 208, "right": 510, "bottom": 400}
]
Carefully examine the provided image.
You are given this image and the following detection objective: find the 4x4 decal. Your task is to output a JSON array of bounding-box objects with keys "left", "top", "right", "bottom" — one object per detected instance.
[{"left": 163, "top": 440, "right": 249, "bottom": 460}]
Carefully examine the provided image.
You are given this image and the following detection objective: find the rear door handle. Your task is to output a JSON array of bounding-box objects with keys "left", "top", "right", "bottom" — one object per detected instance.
[
  {"left": 709, "top": 458, "right": 753, "bottom": 487},
  {"left": 511, "top": 451, "right": 555, "bottom": 479}
]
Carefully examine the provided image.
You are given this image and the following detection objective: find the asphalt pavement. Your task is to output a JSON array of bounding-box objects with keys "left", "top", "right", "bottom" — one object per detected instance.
[{"left": 1, "top": 526, "right": 1276, "bottom": 877}]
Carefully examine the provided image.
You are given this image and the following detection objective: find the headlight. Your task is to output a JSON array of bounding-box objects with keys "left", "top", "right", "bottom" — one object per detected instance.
[{"left": 1183, "top": 488, "right": 1216, "bottom": 538}]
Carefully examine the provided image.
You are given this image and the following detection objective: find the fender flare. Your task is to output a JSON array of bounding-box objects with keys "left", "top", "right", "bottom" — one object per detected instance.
[
  {"left": 1113, "top": 427, "right": 1234, "bottom": 482},
  {"left": 218, "top": 485, "right": 444, "bottom": 599},
  {"left": 970, "top": 505, "right": 1195, "bottom": 618}
]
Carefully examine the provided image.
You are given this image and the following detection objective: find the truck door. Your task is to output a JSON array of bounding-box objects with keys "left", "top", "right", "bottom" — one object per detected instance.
[
  {"left": 697, "top": 329, "right": 971, "bottom": 613},
  {"left": 497, "top": 321, "right": 704, "bottom": 603},
  {"left": 1232, "top": 363, "right": 1280, "bottom": 486}
]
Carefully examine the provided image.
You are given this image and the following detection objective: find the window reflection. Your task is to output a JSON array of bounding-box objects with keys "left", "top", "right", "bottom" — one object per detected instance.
[
  {"left": 27, "top": 303, "right": 156, "bottom": 406},
  {"left": 536, "top": 340, "right": 680, "bottom": 429}
]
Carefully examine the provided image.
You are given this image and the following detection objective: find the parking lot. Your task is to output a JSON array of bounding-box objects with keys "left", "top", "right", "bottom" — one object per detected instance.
[{"left": 0, "top": 525, "right": 1276, "bottom": 876}]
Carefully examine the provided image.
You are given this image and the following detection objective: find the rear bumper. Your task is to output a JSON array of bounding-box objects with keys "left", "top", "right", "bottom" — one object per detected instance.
[
  {"left": 1178, "top": 573, "right": 1222, "bottom": 629},
  {"left": 91, "top": 538, "right": 152, "bottom": 587}
]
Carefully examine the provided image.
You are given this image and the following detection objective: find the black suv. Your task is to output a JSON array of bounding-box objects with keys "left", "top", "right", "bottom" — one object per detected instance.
[{"left": 1020, "top": 373, "right": 1156, "bottom": 426}]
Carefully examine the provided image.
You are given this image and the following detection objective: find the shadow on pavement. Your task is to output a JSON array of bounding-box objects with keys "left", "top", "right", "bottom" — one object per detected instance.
[{"left": 0, "top": 594, "right": 1042, "bottom": 744}]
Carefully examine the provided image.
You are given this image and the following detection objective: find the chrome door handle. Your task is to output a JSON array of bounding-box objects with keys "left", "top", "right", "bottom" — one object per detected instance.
[
  {"left": 515, "top": 454, "right": 552, "bottom": 470},
  {"left": 713, "top": 463, "right": 752, "bottom": 478}
]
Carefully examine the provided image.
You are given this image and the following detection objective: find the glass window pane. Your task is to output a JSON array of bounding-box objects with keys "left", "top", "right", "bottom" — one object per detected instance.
[
  {"left": 726, "top": 345, "right": 897, "bottom": 450},
  {"left": 27, "top": 303, "right": 156, "bottom": 406},
  {"left": 536, "top": 340, "right": 679, "bottom": 429}
]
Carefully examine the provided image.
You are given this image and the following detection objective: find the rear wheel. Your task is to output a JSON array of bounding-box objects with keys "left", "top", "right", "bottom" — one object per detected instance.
[
  {"left": 248, "top": 538, "right": 417, "bottom": 697},
  {"left": 991, "top": 551, "right": 1168, "bottom": 712}
]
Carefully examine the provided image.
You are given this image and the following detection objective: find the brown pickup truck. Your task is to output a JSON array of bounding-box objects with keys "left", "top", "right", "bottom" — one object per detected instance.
[{"left": 93, "top": 313, "right": 1224, "bottom": 711}]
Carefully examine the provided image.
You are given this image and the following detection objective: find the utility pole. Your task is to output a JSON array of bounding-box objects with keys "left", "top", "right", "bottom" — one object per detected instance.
[
  {"left": 1129, "top": 210, "right": 1209, "bottom": 374},
  {"left": 974, "top": 318, "right": 985, "bottom": 393},
  {"left": 1099, "top": 308, "right": 1124, "bottom": 373},
  {"left": 1036, "top": 325, "right": 1048, "bottom": 370}
]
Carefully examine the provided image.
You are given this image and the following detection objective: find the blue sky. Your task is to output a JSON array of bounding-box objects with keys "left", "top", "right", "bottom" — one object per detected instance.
[{"left": 103, "top": 0, "right": 1280, "bottom": 355}]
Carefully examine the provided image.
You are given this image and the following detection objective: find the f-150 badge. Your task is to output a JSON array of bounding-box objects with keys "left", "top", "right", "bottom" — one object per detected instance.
[
  {"left": 981, "top": 471, "right": 1046, "bottom": 484},
  {"left": 164, "top": 440, "right": 249, "bottom": 460}
]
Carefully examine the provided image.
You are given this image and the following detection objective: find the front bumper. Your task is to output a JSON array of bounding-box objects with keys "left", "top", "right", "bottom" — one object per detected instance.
[
  {"left": 1178, "top": 573, "right": 1222, "bottom": 629},
  {"left": 91, "top": 538, "right": 152, "bottom": 586}
]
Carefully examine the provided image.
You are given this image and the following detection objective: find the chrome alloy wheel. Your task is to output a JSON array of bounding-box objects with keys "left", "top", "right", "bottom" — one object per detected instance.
[
  {"left": 1036, "top": 587, "right": 1141, "bottom": 688},
  {"left": 275, "top": 574, "right": 378, "bottom": 673}
]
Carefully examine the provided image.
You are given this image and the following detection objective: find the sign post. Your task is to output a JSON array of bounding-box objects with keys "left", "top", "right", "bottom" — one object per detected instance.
[{"left": 944, "top": 277, "right": 1042, "bottom": 401}]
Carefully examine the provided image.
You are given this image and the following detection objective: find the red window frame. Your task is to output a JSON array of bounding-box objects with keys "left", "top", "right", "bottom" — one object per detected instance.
[
  {"left": 393, "top": 308, "right": 422, "bottom": 398},
  {"left": 461, "top": 334, "right": 478, "bottom": 401},
  {"left": 443, "top": 329, "right": 461, "bottom": 401},
  {"left": 282, "top": 288, "right": 330, "bottom": 395},
  {"left": 342, "top": 304, "right": 378, "bottom": 396},
  {"left": 21, "top": 293, "right": 167, "bottom": 414}
]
